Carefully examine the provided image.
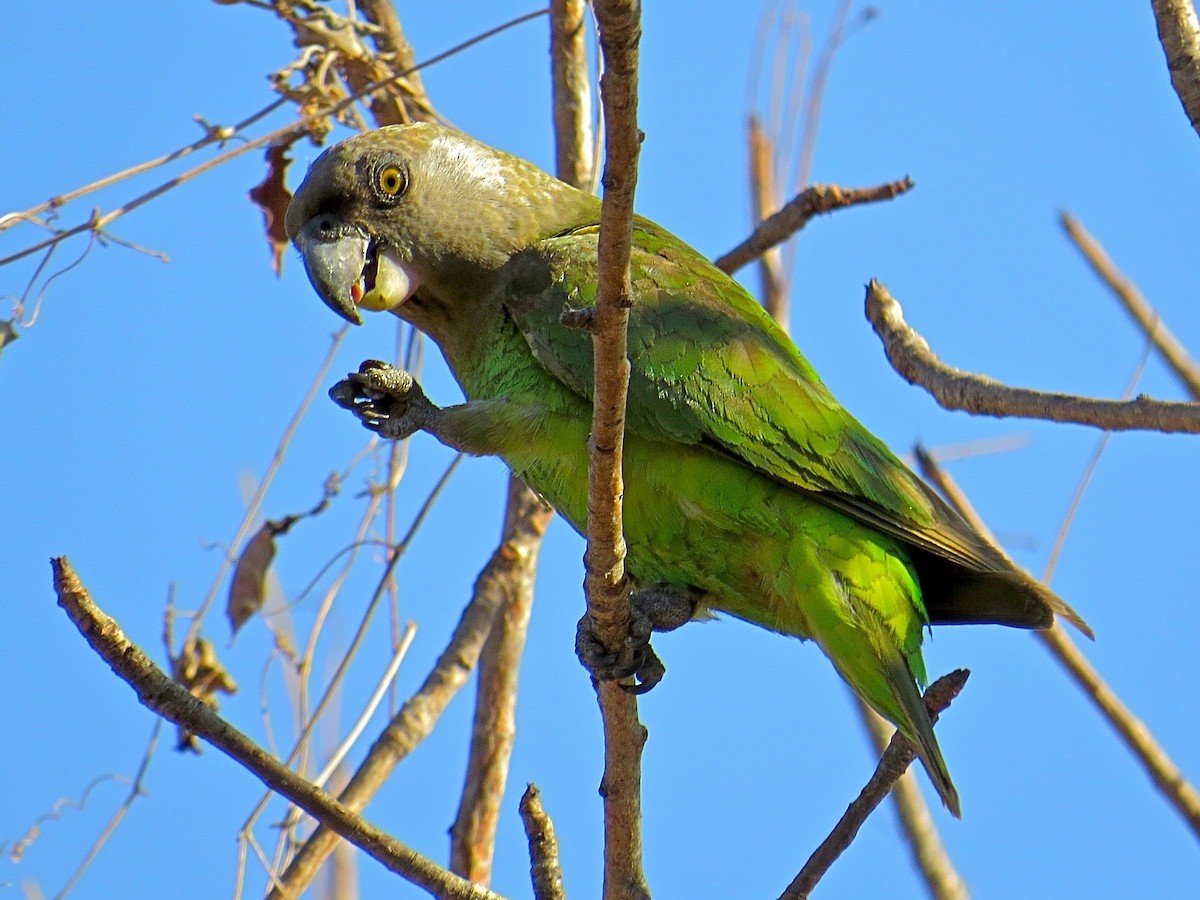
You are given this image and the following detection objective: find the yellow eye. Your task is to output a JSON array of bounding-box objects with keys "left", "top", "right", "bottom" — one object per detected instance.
[{"left": 377, "top": 164, "right": 406, "bottom": 197}]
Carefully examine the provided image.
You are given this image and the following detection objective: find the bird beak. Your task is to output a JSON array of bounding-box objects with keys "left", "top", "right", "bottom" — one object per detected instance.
[
  {"left": 293, "top": 217, "right": 421, "bottom": 326},
  {"left": 293, "top": 217, "right": 368, "bottom": 325}
]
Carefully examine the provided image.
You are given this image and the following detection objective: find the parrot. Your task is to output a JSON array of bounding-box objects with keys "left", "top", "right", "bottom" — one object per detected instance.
[{"left": 285, "top": 123, "right": 1090, "bottom": 817}]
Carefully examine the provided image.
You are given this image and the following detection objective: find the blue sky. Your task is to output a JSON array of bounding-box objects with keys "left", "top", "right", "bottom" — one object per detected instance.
[{"left": 3, "top": 2, "right": 1199, "bottom": 898}]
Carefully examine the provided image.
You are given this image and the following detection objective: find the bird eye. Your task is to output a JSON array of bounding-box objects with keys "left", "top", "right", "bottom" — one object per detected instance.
[{"left": 375, "top": 164, "right": 407, "bottom": 199}]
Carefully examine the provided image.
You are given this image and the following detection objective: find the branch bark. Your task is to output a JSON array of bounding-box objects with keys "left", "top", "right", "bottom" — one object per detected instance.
[
  {"left": 588, "top": 2, "right": 649, "bottom": 899},
  {"left": 450, "top": 480, "right": 551, "bottom": 884},
  {"left": 269, "top": 486, "right": 554, "bottom": 899},
  {"left": 1152, "top": 0, "right": 1200, "bottom": 139},
  {"left": 779, "top": 670, "right": 971, "bottom": 900},
  {"left": 51, "top": 557, "right": 503, "bottom": 900},
  {"left": 715, "top": 178, "right": 913, "bottom": 275},
  {"left": 520, "top": 784, "right": 567, "bottom": 900},
  {"left": 866, "top": 279, "right": 1200, "bottom": 433}
]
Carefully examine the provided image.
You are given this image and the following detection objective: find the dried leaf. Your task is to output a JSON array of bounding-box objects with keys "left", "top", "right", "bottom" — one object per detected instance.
[
  {"left": 0, "top": 319, "right": 17, "bottom": 358},
  {"left": 170, "top": 636, "right": 238, "bottom": 752},
  {"left": 227, "top": 524, "right": 277, "bottom": 637},
  {"left": 248, "top": 141, "right": 296, "bottom": 277}
]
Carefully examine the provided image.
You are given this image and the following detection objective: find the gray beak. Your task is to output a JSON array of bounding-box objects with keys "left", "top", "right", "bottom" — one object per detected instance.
[{"left": 293, "top": 216, "right": 369, "bottom": 325}]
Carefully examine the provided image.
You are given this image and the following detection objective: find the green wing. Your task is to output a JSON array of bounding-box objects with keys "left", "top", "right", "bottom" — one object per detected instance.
[{"left": 504, "top": 219, "right": 1088, "bottom": 634}]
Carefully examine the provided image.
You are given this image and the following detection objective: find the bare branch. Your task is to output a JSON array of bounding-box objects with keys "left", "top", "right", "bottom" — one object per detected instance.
[
  {"left": 451, "top": 480, "right": 549, "bottom": 885},
  {"left": 268, "top": 483, "right": 554, "bottom": 899},
  {"left": 714, "top": 179, "right": 913, "bottom": 275},
  {"left": 913, "top": 451, "right": 1200, "bottom": 840},
  {"left": 747, "top": 115, "right": 788, "bottom": 325},
  {"left": 1060, "top": 211, "right": 1200, "bottom": 400},
  {"left": 520, "top": 784, "right": 567, "bottom": 900},
  {"left": 866, "top": 279, "right": 1200, "bottom": 433},
  {"left": 1151, "top": 0, "right": 1200, "bottom": 138},
  {"left": 551, "top": 0, "right": 595, "bottom": 190},
  {"left": 852, "top": 698, "right": 967, "bottom": 900},
  {"left": 588, "top": 2, "right": 650, "bottom": 898},
  {"left": 50, "top": 558, "right": 503, "bottom": 900},
  {"left": 779, "top": 670, "right": 971, "bottom": 900}
]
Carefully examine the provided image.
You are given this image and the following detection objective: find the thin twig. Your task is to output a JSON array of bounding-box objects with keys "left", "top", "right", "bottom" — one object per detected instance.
[
  {"left": 1151, "top": 0, "right": 1200, "bottom": 139},
  {"left": 53, "top": 722, "right": 163, "bottom": 899},
  {"left": 183, "top": 328, "right": 348, "bottom": 653},
  {"left": 779, "top": 671, "right": 971, "bottom": 900},
  {"left": 520, "top": 784, "right": 566, "bottom": 900},
  {"left": 913, "top": 453, "right": 1200, "bottom": 839},
  {"left": 866, "top": 280, "right": 1200, "bottom": 433},
  {"left": 851, "top": 698, "right": 968, "bottom": 900},
  {"left": 1060, "top": 211, "right": 1200, "bottom": 400},
  {"left": 588, "top": 3, "right": 649, "bottom": 899},
  {"left": 0, "top": 8, "right": 550, "bottom": 272},
  {"left": 267, "top": 485, "right": 554, "bottom": 899},
  {"left": 50, "top": 558, "right": 503, "bottom": 900},
  {"left": 714, "top": 179, "right": 913, "bottom": 275}
]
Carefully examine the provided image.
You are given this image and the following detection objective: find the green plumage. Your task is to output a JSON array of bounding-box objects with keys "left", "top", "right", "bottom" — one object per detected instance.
[{"left": 286, "top": 123, "right": 1089, "bottom": 817}]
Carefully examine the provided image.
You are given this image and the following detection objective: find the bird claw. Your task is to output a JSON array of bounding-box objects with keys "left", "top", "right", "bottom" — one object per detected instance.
[
  {"left": 575, "top": 583, "right": 700, "bottom": 694},
  {"left": 329, "top": 360, "right": 433, "bottom": 441}
]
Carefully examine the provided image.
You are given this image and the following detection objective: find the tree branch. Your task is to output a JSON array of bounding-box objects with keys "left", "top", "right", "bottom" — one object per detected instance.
[
  {"left": 779, "top": 670, "right": 971, "bottom": 900},
  {"left": 852, "top": 698, "right": 968, "bottom": 900},
  {"left": 913, "top": 449, "right": 1200, "bottom": 840},
  {"left": 587, "top": 2, "right": 649, "bottom": 899},
  {"left": 1060, "top": 211, "right": 1200, "bottom": 400},
  {"left": 866, "top": 279, "right": 1200, "bottom": 433},
  {"left": 1152, "top": 0, "right": 1200, "bottom": 139},
  {"left": 551, "top": 0, "right": 594, "bottom": 191},
  {"left": 451, "top": 481, "right": 550, "bottom": 884},
  {"left": 51, "top": 557, "right": 503, "bottom": 900},
  {"left": 520, "top": 784, "right": 567, "bottom": 900},
  {"left": 715, "top": 178, "right": 913, "bottom": 275},
  {"left": 268, "top": 485, "right": 553, "bottom": 899}
]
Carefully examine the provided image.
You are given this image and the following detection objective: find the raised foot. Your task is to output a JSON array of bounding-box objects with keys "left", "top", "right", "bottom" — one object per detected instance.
[
  {"left": 329, "top": 360, "right": 436, "bottom": 441},
  {"left": 575, "top": 584, "right": 700, "bottom": 695}
]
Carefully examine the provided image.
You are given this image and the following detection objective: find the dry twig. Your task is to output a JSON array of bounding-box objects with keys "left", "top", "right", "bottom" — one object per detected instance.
[
  {"left": 714, "top": 179, "right": 913, "bottom": 275},
  {"left": 1060, "top": 211, "right": 1200, "bottom": 400},
  {"left": 520, "top": 784, "right": 567, "bottom": 900},
  {"left": 779, "top": 670, "right": 971, "bottom": 900},
  {"left": 51, "top": 557, "right": 502, "bottom": 900},
  {"left": 913, "top": 450, "right": 1200, "bottom": 839},
  {"left": 852, "top": 699, "right": 968, "bottom": 900},
  {"left": 866, "top": 280, "right": 1200, "bottom": 433},
  {"left": 267, "top": 484, "right": 554, "bottom": 899}
]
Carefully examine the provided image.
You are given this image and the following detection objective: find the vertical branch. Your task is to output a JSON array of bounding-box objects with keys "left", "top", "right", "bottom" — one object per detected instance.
[
  {"left": 450, "top": 480, "right": 550, "bottom": 883},
  {"left": 748, "top": 115, "right": 788, "bottom": 325},
  {"left": 588, "top": 2, "right": 648, "bottom": 899},
  {"left": 552, "top": 0, "right": 595, "bottom": 190}
]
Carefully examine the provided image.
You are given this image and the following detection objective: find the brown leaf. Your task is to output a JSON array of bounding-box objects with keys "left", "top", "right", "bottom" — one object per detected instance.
[
  {"left": 248, "top": 141, "right": 296, "bottom": 277},
  {"left": 171, "top": 636, "right": 238, "bottom": 752},
  {"left": 227, "top": 523, "right": 277, "bottom": 637}
]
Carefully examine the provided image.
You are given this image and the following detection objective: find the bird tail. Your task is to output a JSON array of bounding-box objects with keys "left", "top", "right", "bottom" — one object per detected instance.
[{"left": 884, "top": 654, "right": 961, "bottom": 818}]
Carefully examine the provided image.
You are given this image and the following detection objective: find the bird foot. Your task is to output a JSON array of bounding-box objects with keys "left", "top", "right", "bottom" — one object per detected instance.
[
  {"left": 329, "top": 360, "right": 436, "bottom": 441},
  {"left": 575, "top": 584, "right": 700, "bottom": 694}
]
